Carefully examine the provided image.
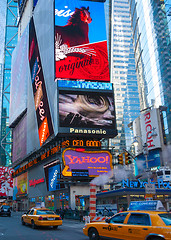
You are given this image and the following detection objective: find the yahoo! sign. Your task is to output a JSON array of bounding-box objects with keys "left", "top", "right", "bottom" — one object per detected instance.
[{"left": 62, "top": 148, "right": 112, "bottom": 177}]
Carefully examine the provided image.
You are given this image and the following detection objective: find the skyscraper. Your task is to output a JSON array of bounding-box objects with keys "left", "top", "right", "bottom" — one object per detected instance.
[
  {"left": 109, "top": 0, "right": 140, "bottom": 156},
  {"left": 128, "top": 0, "right": 171, "bottom": 145},
  {"left": 0, "top": 0, "right": 18, "bottom": 166}
]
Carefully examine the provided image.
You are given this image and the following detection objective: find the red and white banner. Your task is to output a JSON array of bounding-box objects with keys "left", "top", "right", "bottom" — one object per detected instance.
[
  {"left": 140, "top": 108, "right": 161, "bottom": 151},
  {"left": 0, "top": 167, "right": 14, "bottom": 197}
]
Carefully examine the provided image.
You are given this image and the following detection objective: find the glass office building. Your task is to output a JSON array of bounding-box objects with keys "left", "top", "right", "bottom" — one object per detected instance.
[
  {"left": 128, "top": 0, "right": 171, "bottom": 145},
  {"left": 0, "top": 0, "right": 18, "bottom": 166},
  {"left": 109, "top": 0, "right": 141, "bottom": 156}
]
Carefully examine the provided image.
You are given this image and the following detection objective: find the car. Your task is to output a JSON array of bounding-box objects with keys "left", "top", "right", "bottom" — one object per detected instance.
[
  {"left": 83, "top": 210, "right": 171, "bottom": 240},
  {"left": 21, "top": 207, "right": 62, "bottom": 229},
  {"left": 0, "top": 205, "right": 11, "bottom": 217}
]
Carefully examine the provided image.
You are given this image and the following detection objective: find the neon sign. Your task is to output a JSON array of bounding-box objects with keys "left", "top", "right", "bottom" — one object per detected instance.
[
  {"left": 29, "top": 178, "right": 44, "bottom": 187},
  {"left": 122, "top": 179, "right": 171, "bottom": 189}
]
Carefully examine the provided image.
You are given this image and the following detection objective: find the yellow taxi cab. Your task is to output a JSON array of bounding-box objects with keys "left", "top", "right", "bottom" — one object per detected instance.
[
  {"left": 83, "top": 201, "right": 171, "bottom": 240},
  {"left": 21, "top": 207, "right": 62, "bottom": 229}
]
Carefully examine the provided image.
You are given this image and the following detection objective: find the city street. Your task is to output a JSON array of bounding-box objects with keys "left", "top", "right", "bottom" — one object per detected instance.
[{"left": 0, "top": 212, "right": 87, "bottom": 240}]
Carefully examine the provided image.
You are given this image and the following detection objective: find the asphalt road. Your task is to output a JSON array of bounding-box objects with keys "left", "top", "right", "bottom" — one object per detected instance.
[{"left": 0, "top": 212, "right": 88, "bottom": 240}]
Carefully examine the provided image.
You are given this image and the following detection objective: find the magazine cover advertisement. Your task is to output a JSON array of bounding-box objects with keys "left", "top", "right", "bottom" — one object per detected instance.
[{"left": 55, "top": 0, "right": 110, "bottom": 82}]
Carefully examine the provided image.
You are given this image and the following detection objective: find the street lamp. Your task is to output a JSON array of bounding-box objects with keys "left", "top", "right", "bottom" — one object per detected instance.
[{"left": 132, "top": 127, "right": 158, "bottom": 169}]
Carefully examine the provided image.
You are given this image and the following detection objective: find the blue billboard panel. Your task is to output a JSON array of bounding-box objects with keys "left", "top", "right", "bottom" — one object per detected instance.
[
  {"left": 48, "top": 165, "right": 60, "bottom": 191},
  {"left": 58, "top": 80, "right": 113, "bottom": 91}
]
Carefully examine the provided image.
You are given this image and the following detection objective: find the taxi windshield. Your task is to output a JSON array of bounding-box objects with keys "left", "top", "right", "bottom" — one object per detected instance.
[
  {"left": 159, "top": 213, "right": 171, "bottom": 226},
  {"left": 36, "top": 210, "right": 55, "bottom": 215}
]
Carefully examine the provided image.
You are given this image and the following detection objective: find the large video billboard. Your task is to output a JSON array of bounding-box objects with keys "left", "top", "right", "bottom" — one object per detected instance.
[
  {"left": 29, "top": 18, "right": 54, "bottom": 146},
  {"left": 62, "top": 148, "right": 112, "bottom": 177},
  {"left": 58, "top": 90, "right": 117, "bottom": 137},
  {"left": 10, "top": 25, "right": 29, "bottom": 127},
  {"left": 55, "top": 0, "right": 110, "bottom": 81}
]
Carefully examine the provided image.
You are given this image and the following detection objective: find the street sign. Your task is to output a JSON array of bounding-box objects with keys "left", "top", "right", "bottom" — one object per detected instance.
[{"left": 145, "top": 183, "right": 156, "bottom": 195}]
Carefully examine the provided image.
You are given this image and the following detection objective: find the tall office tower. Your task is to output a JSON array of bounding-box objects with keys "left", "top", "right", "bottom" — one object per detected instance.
[
  {"left": 0, "top": 0, "right": 18, "bottom": 166},
  {"left": 109, "top": 0, "right": 140, "bottom": 157},
  {"left": 128, "top": 0, "right": 171, "bottom": 145}
]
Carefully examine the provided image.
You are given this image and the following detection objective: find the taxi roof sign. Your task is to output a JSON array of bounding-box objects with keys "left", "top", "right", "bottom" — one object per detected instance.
[{"left": 129, "top": 200, "right": 166, "bottom": 211}]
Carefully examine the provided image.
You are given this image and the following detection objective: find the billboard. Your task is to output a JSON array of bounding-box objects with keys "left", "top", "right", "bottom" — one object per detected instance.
[
  {"left": 55, "top": 0, "right": 110, "bottom": 81},
  {"left": 0, "top": 167, "right": 14, "bottom": 197},
  {"left": 29, "top": 17, "right": 54, "bottom": 146},
  {"left": 62, "top": 148, "right": 112, "bottom": 177},
  {"left": 13, "top": 172, "right": 28, "bottom": 200},
  {"left": 140, "top": 108, "right": 161, "bottom": 150},
  {"left": 12, "top": 115, "right": 27, "bottom": 163},
  {"left": 58, "top": 90, "right": 117, "bottom": 137},
  {"left": 48, "top": 165, "right": 61, "bottom": 191},
  {"left": 10, "top": 25, "right": 29, "bottom": 127}
]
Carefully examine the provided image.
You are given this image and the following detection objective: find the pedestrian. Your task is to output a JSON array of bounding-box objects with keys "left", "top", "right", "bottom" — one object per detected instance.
[
  {"left": 108, "top": 209, "right": 114, "bottom": 216},
  {"left": 118, "top": 207, "right": 124, "bottom": 213},
  {"left": 103, "top": 207, "right": 109, "bottom": 216},
  {"left": 79, "top": 207, "right": 84, "bottom": 222}
]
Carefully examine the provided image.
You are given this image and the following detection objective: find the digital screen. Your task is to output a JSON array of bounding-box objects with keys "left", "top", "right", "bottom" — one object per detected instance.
[
  {"left": 58, "top": 91, "right": 117, "bottom": 137},
  {"left": 58, "top": 80, "right": 113, "bottom": 90},
  {"left": 48, "top": 165, "right": 61, "bottom": 191},
  {"left": 72, "top": 169, "right": 89, "bottom": 178},
  {"left": 29, "top": 18, "right": 54, "bottom": 146},
  {"left": 13, "top": 172, "right": 28, "bottom": 200},
  {"left": 54, "top": 0, "right": 110, "bottom": 82},
  {"left": 62, "top": 149, "right": 112, "bottom": 177}
]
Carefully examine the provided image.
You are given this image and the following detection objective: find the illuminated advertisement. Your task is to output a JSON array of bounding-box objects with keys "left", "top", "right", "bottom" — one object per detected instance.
[
  {"left": 62, "top": 148, "right": 112, "bottom": 177},
  {"left": 58, "top": 80, "right": 113, "bottom": 90},
  {"left": 58, "top": 91, "right": 117, "bottom": 137},
  {"left": 0, "top": 167, "right": 14, "bottom": 197},
  {"left": 29, "top": 18, "right": 54, "bottom": 146},
  {"left": 48, "top": 165, "right": 61, "bottom": 191},
  {"left": 55, "top": 0, "right": 110, "bottom": 82},
  {"left": 10, "top": 25, "right": 29, "bottom": 127},
  {"left": 13, "top": 172, "right": 28, "bottom": 200},
  {"left": 12, "top": 115, "right": 27, "bottom": 163}
]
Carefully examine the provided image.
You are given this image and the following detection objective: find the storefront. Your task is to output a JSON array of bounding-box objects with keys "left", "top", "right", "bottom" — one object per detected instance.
[{"left": 82, "top": 187, "right": 171, "bottom": 213}]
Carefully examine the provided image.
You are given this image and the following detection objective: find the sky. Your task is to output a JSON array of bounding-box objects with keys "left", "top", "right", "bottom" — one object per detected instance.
[{"left": 0, "top": 0, "right": 7, "bottom": 64}]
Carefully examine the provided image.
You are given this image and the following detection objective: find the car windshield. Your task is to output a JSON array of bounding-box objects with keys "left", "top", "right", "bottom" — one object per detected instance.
[
  {"left": 36, "top": 210, "right": 55, "bottom": 215},
  {"left": 2, "top": 206, "right": 10, "bottom": 209},
  {"left": 159, "top": 213, "right": 171, "bottom": 226}
]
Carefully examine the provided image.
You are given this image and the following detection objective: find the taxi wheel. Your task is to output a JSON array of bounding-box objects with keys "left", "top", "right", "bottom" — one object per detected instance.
[
  {"left": 31, "top": 220, "right": 36, "bottom": 229},
  {"left": 88, "top": 228, "right": 100, "bottom": 240},
  {"left": 150, "top": 238, "right": 163, "bottom": 240},
  {"left": 21, "top": 218, "right": 25, "bottom": 225},
  {"left": 53, "top": 226, "right": 58, "bottom": 229}
]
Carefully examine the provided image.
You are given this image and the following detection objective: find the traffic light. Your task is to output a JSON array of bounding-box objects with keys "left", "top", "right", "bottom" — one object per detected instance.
[
  {"left": 125, "top": 152, "right": 132, "bottom": 165},
  {"left": 118, "top": 153, "right": 123, "bottom": 165}
]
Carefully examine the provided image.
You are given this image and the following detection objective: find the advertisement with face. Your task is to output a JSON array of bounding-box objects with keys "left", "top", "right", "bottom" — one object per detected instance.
[
  {"left": 55, "top": 0, "right": 110, "bottom": 81},
  {"left": 12, "top": 115, "right": 27, "bottom": 163},
  {"left": 13, "top": 172, "right": 28, "bottom": 200},
  {"left": 58, "top": 91, "right": 117, "bottom": 137},
  {"left": 0, "top": 167, "right": 14, "bottom": 197},
  {"left": 29, "top": 18, "right": 54, "bottom": 146}
]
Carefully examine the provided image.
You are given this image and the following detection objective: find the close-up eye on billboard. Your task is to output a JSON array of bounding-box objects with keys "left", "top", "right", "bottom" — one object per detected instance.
[
  {"left": 58, "top": 91, "right": 117, "bottom": 137},
  {"left": 54, "top": 0, "right": 110, "bottom": 82}
]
